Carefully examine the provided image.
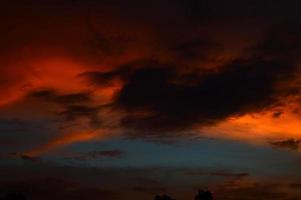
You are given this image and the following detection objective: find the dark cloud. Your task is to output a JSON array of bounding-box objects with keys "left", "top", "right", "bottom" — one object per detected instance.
[
  {"left": 19, "top": 154, "right": 40, "bottom": 162},
  {"left": 1, "top": 2, "right": 301, "bottom": 199},
  {"left": 289, "top": 182, "right": 301, "bottom": 188},
  {"left": 80, "top": 61, "right": 139, "bottom": 87},
  {"left": 59, "top": 105, "right": 101, "bottom": 128},
  {"left": 83, "top": 32, "right": 126, "bottom": 61},
  {"left": 29, "top": 89, "right": 102, "bottom": 128},
  {"left": 10, "top": 152, "right": 40, "bottom": 163},
  {"left": 171, "top": 38, "right": 222, "bottom": 61},
  {"left": 74, "top": 23, "right": 298, "bottom": 135},
  {"left": 270, "top": 139, "right": 301, "bottom": 150},
  {"left": 185, "top": 0, "right": 301, "bottom": 21},
  {"left": 112, "top": 58, "right": 297, "bottom": 133},
  {"left": 273, "top": 111, "right": 283, "bottom": 118},
  {"left": 81, "top": 71, "right": 121, "bottom": 86},
  {"left": 255, "top": 25, "right": 301, "bottom": 60},
  {"left": 0, "top": 152, "right": 40, "bottom": 163},
  {"left": 184, "top": 169, "right": 249, "bottom": 179},
  {"left": 29, "top": 90, "right": 92, "bottom": 105},
  {"left": 95, "top": 149, "right": 124, "bottom": 157},
  {"left": 64, "top": 149, "right": 124, "bottom": 160}
]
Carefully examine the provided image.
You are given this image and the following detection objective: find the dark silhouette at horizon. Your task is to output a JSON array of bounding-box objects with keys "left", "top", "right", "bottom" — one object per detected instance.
[
  {"left": 154, "top": 194, "right": 176, "bottom": 200},
  {"left": 155, "top": 189, "right": 213, "bottom": 200},
  {"left": 0, "top": 192, "right": 26, "bottom": 200},
  {"left": 195, "top": 189, "right": 213, "bottom": 200}
]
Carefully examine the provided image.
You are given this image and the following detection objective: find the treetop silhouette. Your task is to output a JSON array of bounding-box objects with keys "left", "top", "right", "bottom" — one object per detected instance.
[
  {"left": 154, "top": 189, "right": 213, "bottom": 200},
  {"left": 154, "top": 194, "right": 176, "bottom": 200},
  {"left": 195, "top": 189, "right": 213, "bottom": 200},
  {"left": 1, "top": 192, "right": 26, "bottom": 200}
]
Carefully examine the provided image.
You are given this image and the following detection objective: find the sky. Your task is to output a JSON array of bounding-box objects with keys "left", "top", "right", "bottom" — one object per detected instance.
[{"left": 1, "top": 0, "right": 301, "bottom": 199}]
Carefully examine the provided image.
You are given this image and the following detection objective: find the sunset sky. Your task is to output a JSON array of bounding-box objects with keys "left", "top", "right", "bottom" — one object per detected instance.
[{"left": 1, "top": 1, "right": 301, "bottom": 199}]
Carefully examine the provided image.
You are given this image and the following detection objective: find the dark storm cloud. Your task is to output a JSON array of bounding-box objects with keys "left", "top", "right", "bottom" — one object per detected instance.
[
  {"left": 77, "top": 23, "right": 299, "bottom": 134},
  {"left": 270, "top": 139, "right": 301, "bottom": 150},
  {"left": 113, "top": 58, "right": 297, "bottom": 132},
  {"left": 1, "top": 0, "right": 300, "bottom": 139},
  {"left": 1, "top": 1, "right": 301, "bottom": 200},
  {"left": 36, "top": 18, "right": 301, "bottom": 137}
]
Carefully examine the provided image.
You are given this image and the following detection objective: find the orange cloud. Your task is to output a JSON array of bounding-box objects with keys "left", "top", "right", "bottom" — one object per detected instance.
[
  {"left": 26, "top": 130, "right": 109, "bottom": 157},
  {"left": 199, "top": 106, "right": 301, "bottom": 147},
  {"left": 0, "top": 57, "right": 88, "bottom": 107}
]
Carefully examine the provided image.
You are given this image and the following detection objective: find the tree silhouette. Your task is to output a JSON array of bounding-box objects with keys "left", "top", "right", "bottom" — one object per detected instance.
[
  {"left": 154, "top": 194, "right": 176, "bottom": 200},
  {"left": 1, "top": 192, "right": 26, "bottom": 200},
  {"left": 194, "top": 189, "right": 213, "bottom": 200},
  {"left": 154, "top": 189, "right": 213, "bottom": 200}
]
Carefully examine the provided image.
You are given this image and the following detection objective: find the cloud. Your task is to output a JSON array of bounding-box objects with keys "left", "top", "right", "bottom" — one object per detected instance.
[
  {"left": 185, "top": 0, "right": 301, "bottom": 21},
  {"left": 171, "top": 38, "right": 222, "bottom": 61},
  {"left": 184, "top": 169, "right": 249, "bottom": 179},
  {"left": 94, "top": 149, "right": 124, "bottom": 157},
  {"left": 270, "top": 139, "right": 301, "bottom": 150},
  {"left": 29, "top": 89, "right": 103, "bottom": 128},
  {"left": 76, "top": 24, "right": 300, "bottom": 137},
  {"left": 289, "top": 182, "right": 301, "bottom": 188},
  {"left": 64, "top": 149, "right": 124, "bottom": 160},
  {"left": 1, "top": 0, "right": 301, "bottom": 157},
  {"left": 80, "top": 60, "right": 144, "bottom": 87},
  {"left": 0, "top": 152, "right": 40, "bottom": 163},
  {"left": 25, "top": 130, "right": 104, "bottom": 157},
  {"left": 9, "top": 152, "right": 41, "bottom": 163},
  {"left": 59, "top": 105, "right": 102, "bottom": 128},
  {"left": 112, "top": 57, "right": 297, "bottom": 134},
  {"left": 2, "top": 2, "right": 301, "bottom": 200},
  {"left": 29, "top": 90, "right": 92, "bottom": 105}
]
